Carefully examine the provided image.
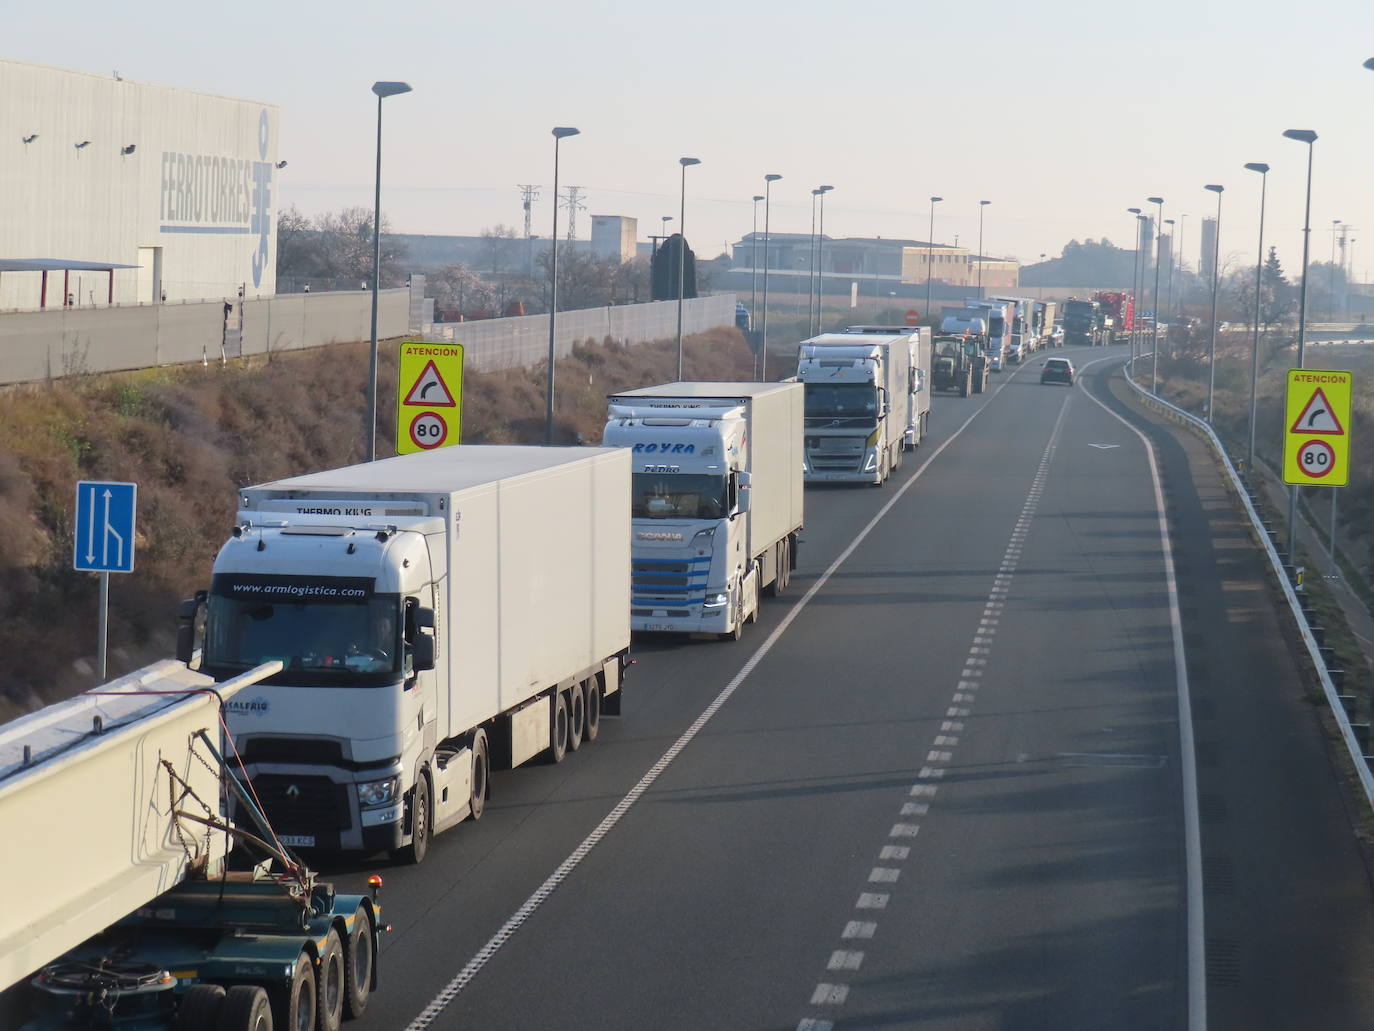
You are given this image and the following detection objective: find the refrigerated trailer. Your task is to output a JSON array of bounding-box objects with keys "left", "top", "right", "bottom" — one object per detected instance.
[
  {"left": 604, "top": 382, "right": 804, "bottom": 640},
  {"left": 179, "top": 446, "right": 632, "bottom": 864}
]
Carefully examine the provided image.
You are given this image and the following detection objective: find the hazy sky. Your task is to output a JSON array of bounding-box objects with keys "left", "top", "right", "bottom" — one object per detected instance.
[{"left": 11, "top": 0, "right": 1374, "bottom": 280}]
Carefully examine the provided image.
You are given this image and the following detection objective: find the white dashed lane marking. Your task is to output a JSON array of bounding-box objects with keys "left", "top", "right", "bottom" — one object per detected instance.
[{"left": 793, "top": 394, "right": 1072, "bottom": 1031}]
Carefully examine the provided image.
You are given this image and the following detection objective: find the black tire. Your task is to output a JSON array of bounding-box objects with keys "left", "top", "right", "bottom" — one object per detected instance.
[
  {"left": 270, "top": 953, "right": 315, "bottom": 1031},
  {"left": 958, "top": 369, "right": 969, "bottom": 397},
  {"left": 973, "top": 365, "right": 986, "bottom": 393},
  {"left": 393, "top": 774, "right": 431, "bottom": 865},
  {"left": 178, "top": 984, "right": 225, "bottom": 1030},
  {"left": 343, "top": 907, "right": 374, "bottom": 1021},
  {"left": 470, "top": 729, "right": 489, "bottom": 820},
  {"left": 582, "top": 681, "right": 601, "bottom": 743},
  {"left": 548, "top": 691, "right": 568, "bottom": 763},
  {"left": 218, "top": 985, "right": 273, "bottom": 1031},
  {"left": 767, "top": 538, "right": 789, "bottom": 597},
  {"left": 566, "top": 685, "right": 584, "bottom": 752},
  {"left": 315, "top": 930, "right": 344, "bottom": 1031}
]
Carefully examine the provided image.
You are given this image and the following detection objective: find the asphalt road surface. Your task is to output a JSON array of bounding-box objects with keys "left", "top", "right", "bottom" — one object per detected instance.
[{"left": 318, "top": 345, "right": 1374, "bottom": 1031}]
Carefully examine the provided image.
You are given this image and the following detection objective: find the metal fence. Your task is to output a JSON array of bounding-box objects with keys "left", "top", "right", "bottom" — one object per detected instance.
[{"left": 0, "top": 290, "right": 410, "bottom": 386}]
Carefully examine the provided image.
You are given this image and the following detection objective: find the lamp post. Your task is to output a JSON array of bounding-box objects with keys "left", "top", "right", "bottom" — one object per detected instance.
[
  {"left": 750, "top": 195, "right": 763, "bottom": 339},
  {"left": 1243, "top": 162, "right": 1270, "bottom": 483},
  {"left": 1282, "top": 128, "right": 1318, "bottom": 563},
  {"left": 365, "top": 80, "right": 412, "bottom": 463},
  {"left": 926, "top": 196, "right": 942, "bottom": 329},
  {"left": 1148, "top": 196, "right": 1164, "bottom": 391},
  {"left": 661, "top": 215, "right": 672, "bottom": 244},
  {"left": 675, "top": 156, "right": 700, "bottom": 380},
  {"left": 1163, "top": 219, "right": 1176, "bottom": 349},
  {"left": 976, "top": 200, "right": 990, "bottom": 294},
  {"left": 1127, "top": 208, "right": 1142, "bottom": 364},
  {"left": 760, "top": 174, "right": 782, "bottom": 378},
  {"left": 809, "top": 189, "right": 821, "bottom": 336},
  {"left": 815, "top": 185, "right": 833, "bottom": 335},
  {"left": 544, "top": 126, "right": 580, "bottom": 445},
  {"left": 1204, "top": 185, "right": 1224, "bottom": 423},
  {"left": 1330, "top": 220, "right": 1341, "bottom": 320}
]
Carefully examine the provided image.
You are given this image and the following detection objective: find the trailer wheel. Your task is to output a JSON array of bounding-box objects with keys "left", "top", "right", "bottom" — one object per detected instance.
[
  {"left": 314, "top": 930, "right": 344, "bottom": 1031},
  {"left": 470, "top": 729, "right": 490, "bottom": 819},
  {"left": 566, "top": 685, "right": 585, "bottom": 752},
  {"left": 177, "top": 984, "right": 225, "bottom": 1030},
  {"left": 548, "top": 692, "right": 569, "bottom": 763},
  {"left": 766, "top": 538, "right": 789, "bottom": 597},
  {"left": 343, "top": 907, "right": 375, "bottom": 1021},
  {"left": 271, "top": 951, "right": 316, "bottom": 1031},
  {"left": 582, "top": 681, "right": 601, "bottom": 743},
  {"left": 218, "top": 985, "right": 272, "bottom": 1031}
]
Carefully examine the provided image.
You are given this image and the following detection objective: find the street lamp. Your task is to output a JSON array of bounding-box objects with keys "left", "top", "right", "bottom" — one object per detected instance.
[
  {"left": 1127, "top": 208, "right": 1142, "bottom": 363},
  {"left": 1282, "top": 127, "right": 1317, "bottom": 563},
  {"left": 815, "top": 186, "right": 833, "bottom": 335},
  {"left": 976, "top": 200, "right": 991, "bottom": 294},
  {"left": 760, "top": 174, "right": 782, "bottom": 379},
  {"left": 544, "top": 126, "right": 580, "bottom": 445},
  {"left": 1148, "top": 196, "right": 1164, "bottom": 392},
  {"left": 365, "top": 80, "right": 412, "bottom": 463},
  {"left": 675, "top": 156, "right": 700, "bottom": 380},
  {"left": 1330, "top": 220, "right": 1341, "bottom": 320},
  {"left": 750, "top": 195, "right": 763, "bottom": 344},
  {"left": 1203, "top": 184, "right": 1224, "bottom": 424},
  {"left": 1163, "top": 219, "right": 1176, "bottom": 346},
  {"left": 660, "top": 215, "right": 672, "bottom": 243},
  {"left": 809, "top": 189, "right": 821, "bottom": 336},
  {"left": 926, "top": 196, "right": 942, "bottom": 330},
  {"left": 1243, "top": 162, "right": 1270, "bottom": 483}
]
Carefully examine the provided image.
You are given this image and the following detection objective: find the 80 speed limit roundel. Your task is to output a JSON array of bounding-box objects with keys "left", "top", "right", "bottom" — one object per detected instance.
[
  {"left": 408, "top": 411, "right": 448, "bottom": 450},
  {"left": 1295, "top": 438, "right": 1335, "bottom": 479}
]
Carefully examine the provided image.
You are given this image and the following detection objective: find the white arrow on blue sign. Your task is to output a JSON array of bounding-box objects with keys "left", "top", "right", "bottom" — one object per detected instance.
[{"left": 74, "top": 480, "right": 137, "bottom": 573}]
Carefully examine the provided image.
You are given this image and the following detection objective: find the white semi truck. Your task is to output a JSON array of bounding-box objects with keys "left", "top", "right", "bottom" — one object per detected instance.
[
  {"left": 603, "top": 382, "right": 804, "bottom": 641},
  {"left": 964, "top": 298, "right": 1014, "bottom": 372},
  {"left": 0, "top": 660, "right": 385, "bottom": 1031},
  {"left": 177, "top": 446, "right": 631, "bottom": 864},
  {"left": 844, "top": 325, "right": 933, "bottom": 453},
  {"left": 990, "top": 295, "right": 1037, "bottom": 361}
]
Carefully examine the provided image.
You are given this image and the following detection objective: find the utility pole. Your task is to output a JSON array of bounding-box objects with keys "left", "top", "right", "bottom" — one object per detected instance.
[
  {"left": 518, "top": 184, "right": 540, "bottom": 275},
  {"left": 562, "top": 186, "right": 586, "bottom": 244}
]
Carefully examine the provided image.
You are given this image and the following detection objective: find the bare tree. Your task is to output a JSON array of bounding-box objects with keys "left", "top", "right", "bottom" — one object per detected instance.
[{"left": 480, "top": 225, "right": 518, "bottom": 276}]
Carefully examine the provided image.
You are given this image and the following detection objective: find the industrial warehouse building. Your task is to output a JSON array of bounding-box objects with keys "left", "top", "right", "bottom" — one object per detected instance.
[{"left": 0, "top": 59, "right": 280, "bottom": 309}]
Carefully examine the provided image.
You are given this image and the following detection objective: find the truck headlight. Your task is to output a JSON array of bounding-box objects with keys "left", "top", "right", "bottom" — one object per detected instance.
[
  {"left": 690, "top": 527, "right": 716, "bottom": 549},
  {"left": 865, "top": 427, "right": 881, "bottom": 447},
  {"left": 357, "top": 776, "right": 401, "bottom": 808},
  {"left": 703, "top": 592, "right": 729, "bottom": 609}
]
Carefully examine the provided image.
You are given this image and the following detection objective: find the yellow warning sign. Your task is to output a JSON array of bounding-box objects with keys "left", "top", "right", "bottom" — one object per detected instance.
[
  {"left": 1283, "top": 369, "right": 1352, "bottom": 486},
  {"left": 396, "top": 342, "right": 463, "bottom": 455}
]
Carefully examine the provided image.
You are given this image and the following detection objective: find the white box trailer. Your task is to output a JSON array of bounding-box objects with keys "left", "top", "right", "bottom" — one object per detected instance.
[
  {"left": 181, "top": 446, "right": 631, "bottom": 863},
  {"left": 604, "top": 382, "right": 803, "bottom": 639}
]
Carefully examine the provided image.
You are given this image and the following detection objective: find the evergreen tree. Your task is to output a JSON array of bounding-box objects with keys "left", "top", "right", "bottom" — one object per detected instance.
[{"left": 1261, "top": 246, "right": 1292, "bottom": 327}]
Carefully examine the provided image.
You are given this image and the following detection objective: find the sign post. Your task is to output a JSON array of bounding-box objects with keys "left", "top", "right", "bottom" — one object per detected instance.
[
  {"left": 904, "top": 309, "right": 921, "bottom": 326},
  {"left": 396, "top": 342, "right": 464, "bottom": 455},
  {"left": 73, "top": 480, "right": 137, "bottom": 680},
  {"left": 1282, "top": 369, "right": 1352, "bottom": 487}
]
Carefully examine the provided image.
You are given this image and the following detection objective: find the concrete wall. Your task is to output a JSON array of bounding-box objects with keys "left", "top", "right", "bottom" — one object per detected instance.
[
  {"left": 0, "top": 289, "right": 407, "bottom": 385},
  {"left": 423, "top": 294, "right": 738, "bottom": 372},
  {"left": 0, "top": 59, "right": 280, "bottom": 308}
]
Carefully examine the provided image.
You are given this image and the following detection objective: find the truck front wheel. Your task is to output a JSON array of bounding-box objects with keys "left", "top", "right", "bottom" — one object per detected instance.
[
  {"left": 217, "top": 986, "right": 272, "bottom": 1031},
  {"left": 470, "top": 729, "right": 490, "bottom": 819},
  {"left": 394, "top": 774, "right": 432, "bottom": 865}
]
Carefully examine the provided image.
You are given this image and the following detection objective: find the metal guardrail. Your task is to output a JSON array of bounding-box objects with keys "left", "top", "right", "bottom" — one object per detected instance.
[{"left": 1121, "top": 361, "right": 1374, "bottom": 810}]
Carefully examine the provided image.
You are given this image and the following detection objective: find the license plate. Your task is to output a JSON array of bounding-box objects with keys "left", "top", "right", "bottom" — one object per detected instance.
[
  {"left": 641, "top": 624, "right": 676, "bottom": 631},
  {"left": 279, "top": 834, "right": 315, "bottom": 848}
]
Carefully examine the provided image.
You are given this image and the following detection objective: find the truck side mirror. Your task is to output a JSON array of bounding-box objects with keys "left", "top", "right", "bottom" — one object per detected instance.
[
  {"left": 410, "top": 634, "right": 436, "bottom": 673},
  {"left": 734, "top": 470, "right": 752, "bottom": 516},
  {"left": 175, "top": 591, "right": 207, "bottom": 665},
  {"left": 413, "top": 607, "right": 435, "bottom": 630}
]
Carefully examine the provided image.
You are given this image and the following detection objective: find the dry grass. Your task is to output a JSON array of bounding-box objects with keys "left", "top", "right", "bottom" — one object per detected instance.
[{"left": 0, "top": 327, "right": 755, "bottom": 717}]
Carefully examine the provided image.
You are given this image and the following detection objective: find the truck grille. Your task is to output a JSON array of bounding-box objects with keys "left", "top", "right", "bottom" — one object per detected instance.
[
  {"left": 248, "top": 774, "right": 351, "bottom": 832},
  {"left": 632, "top": 556, "right": 709, "bottom": 606},
  {"left": 807, "top": 436, "right": 865, "bottom": 472}
]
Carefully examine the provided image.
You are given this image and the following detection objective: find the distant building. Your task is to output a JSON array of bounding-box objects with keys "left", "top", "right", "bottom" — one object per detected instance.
[
  {"left": 1, "top": 59, "right": 281, "bottom": 308},
  {"left": 591, "top": 215, "right": 638, "bottom": 263},
  {"left": 1200, "top": 217, "right": 1218, "bottom": 281},
  {"left": 730, "top": 233, "right": 1014, "bottom": 290}
]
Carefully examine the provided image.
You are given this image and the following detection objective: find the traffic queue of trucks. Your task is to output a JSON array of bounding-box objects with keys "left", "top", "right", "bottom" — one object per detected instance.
[{"left": 3, "top": 325, "right": 961, "bottom": 1028}]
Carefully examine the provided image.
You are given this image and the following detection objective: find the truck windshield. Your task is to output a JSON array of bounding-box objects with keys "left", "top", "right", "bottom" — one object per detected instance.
[
  {"left": 631, "top": 473, "right": 729, "bottom": 519},
  {"left": 804, "top": 384, "right": 879, "bottom": 423},
  {"left": 203, "top": 574, "right": 403, "bottom": 686}
]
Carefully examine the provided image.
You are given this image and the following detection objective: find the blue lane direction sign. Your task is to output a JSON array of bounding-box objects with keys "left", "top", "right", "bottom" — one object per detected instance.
[{"left": 74, "top": 481, "right": 137, "bottom": 573}]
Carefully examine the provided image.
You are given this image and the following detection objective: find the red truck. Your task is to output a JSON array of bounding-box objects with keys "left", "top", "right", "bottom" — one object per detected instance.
[{"left": 1093, "top": 291, "right": 1134, "bottom": 344}]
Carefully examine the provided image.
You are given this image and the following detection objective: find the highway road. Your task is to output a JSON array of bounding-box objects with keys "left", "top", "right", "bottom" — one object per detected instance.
[{"left": 319, "top": 345, "right": 1374, "bottom": 1030}]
